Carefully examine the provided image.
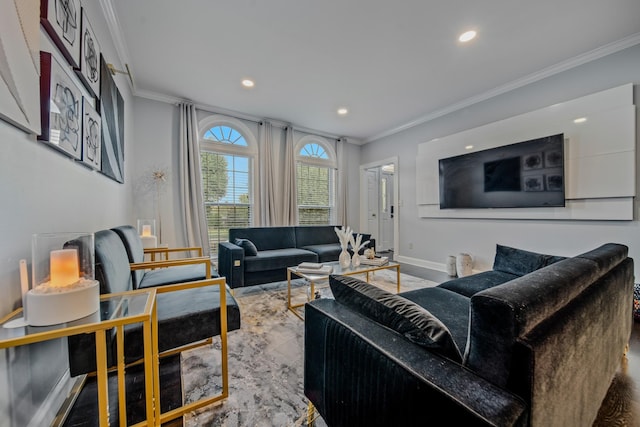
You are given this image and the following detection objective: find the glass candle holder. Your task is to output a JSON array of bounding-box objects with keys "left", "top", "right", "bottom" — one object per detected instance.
[
  {"left": 28, "top": 232, "right": 99, "bottom": 326},
  {"left": 137, "top": 219, "right": 156, "bottom": 237},
  {"left": 137, "top": 219, "right": 158, "bottom": 248}
]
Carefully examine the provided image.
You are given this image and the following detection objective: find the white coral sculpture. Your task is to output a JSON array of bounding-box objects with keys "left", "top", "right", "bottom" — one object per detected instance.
[
  {"left": 349, "top": 233, "right": 370, "bottom": 254},
  {"left": 334, "top": 225, "right": 353, "bottom": 250}
]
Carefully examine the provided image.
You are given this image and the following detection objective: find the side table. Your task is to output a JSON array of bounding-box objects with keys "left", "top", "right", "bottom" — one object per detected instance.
[{"left": 0, "top": 288, "right": 157, "bottom": 426}]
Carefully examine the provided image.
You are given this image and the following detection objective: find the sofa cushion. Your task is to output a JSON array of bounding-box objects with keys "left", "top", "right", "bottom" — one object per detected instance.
[
  {"left": 244, "top": 248, "right": 318, "bottom": 273},
  {"left": 493, "top": 244, "right": 566, "bottom": 276},
  {"left": 295, "top": 226, "right": 340, "bottom": 248},
  {"left": 229, "top": 227, "right": 296, "bottom": 251},
  {"left": 329, "top": 275, "right": 462, "bottom": 362},
  {"left": 234, "top": 238, "right": 258, "bottom": 256},
  {"left": 399, "top": 286, "right": 470, "bottom": 356},
  {"left": 300, "top": 244, "right": 342, "bottom": 263},
  {"left": 438, "top": 270, "right": 519, "bottom": 298}
]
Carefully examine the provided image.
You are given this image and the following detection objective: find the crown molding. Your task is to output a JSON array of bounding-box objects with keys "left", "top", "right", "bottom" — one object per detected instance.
[
  {"left": 135, "top": 89, "right": 348, "bottom": 141},
  {"left": 100, "top": 0, "right": 135, "bottom": 91},
  {"left": 365, "top": 32, "right": 640, "bottom": 143}
]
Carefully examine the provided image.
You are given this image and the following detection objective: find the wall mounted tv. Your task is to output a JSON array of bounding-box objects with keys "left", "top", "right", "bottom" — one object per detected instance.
[{"left": 439, "top": 133, "right": 565, "bottom": 209}]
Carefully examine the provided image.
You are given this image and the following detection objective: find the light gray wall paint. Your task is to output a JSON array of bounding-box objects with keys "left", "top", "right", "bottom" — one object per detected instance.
[
  {"left": 131, "top": 98, "right": 362, "bottom": 247},
  {"left": 0, "top": 3, "right": 135, "bottom": 424},
  {"left": 360, "top": 44, "right": 640, "bottom": 274}
]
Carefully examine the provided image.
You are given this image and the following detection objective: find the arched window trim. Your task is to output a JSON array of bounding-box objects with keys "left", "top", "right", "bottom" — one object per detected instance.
[
  {"left": 295, "top": 135, "right": 337, "bottom": 169},
  {"left": 198, "top": 114, "right": 258, "bottom": 155}
]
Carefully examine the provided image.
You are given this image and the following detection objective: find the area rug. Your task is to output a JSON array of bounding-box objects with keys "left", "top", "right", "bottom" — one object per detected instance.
[{"left": 180, "top": 269, "right": 437, "bottom": 426}]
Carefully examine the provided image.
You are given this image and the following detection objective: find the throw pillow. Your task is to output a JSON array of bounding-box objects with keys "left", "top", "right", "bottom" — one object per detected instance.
[
  {"left": 493, "top": 244, "right": 566, "bottom": 276},
  {"left": 329, "top": 275, "right": 462, "bottom": 362},
  {"left": 234, "top": 238, "right": 258, "bottom": 256}
]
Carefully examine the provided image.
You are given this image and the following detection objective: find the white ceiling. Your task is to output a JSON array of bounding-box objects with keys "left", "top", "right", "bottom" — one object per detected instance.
[{"left": 108, "top": 0, "right": 640, "bottom": 142}]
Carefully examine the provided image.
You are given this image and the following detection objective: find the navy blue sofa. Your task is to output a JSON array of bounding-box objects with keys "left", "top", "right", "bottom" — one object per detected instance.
[
  {"left": 218, "top": 226, "right": 375, "bottom": 289},
  {"left": 304, "top": 243, "right": 634, "bottom": 426}
]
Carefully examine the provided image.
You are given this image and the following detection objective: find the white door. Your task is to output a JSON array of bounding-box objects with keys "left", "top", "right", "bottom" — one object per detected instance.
[
  {"left": 379, "top": 169, "right": 394, "bottom": 251},
  {"left": 366, "top": 169, "right": 379, "bottom": 238}
]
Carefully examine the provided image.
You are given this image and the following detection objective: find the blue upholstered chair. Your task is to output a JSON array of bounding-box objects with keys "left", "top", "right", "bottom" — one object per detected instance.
[
  {"left": 111, "top": 225, "right": 213, "bottom": 289},
  {"left": 67, "top": 228, "right": 241, "bottom": 424}
]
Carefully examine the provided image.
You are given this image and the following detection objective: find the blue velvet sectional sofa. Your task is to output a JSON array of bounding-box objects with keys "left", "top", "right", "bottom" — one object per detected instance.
[
  {"left": 218, "top": 226, "right": 375, "bottom": 289},
  {"left": 304, "top": 243, "right": 634, "bottom": 426}
]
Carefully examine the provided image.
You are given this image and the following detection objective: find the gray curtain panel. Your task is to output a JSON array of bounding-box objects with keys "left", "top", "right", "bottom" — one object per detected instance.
[
  {"left": 258, "top": 120, "right": 277, "bottom": 226},
  {"left": 178, "top": 102, "right": 211, "bottom": 255},
  {"left": 282, "top": 126, "right": 299, "bottom": 225}
]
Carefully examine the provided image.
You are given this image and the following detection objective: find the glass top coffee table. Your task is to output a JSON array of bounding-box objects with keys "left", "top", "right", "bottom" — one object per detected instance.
[{"left": 286, "top": 260, "right": 401, "bottom": 320}]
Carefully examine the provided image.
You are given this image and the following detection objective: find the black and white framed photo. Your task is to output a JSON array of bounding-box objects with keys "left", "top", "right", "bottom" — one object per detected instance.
[
  {"left": 82, "top": 97, "right": 101, "bottom": 169},
  {"left": 522, "top": 152, "right": 543, "bottom": 170},
  {"left": 99, "top": 55, "right": 125, "bottom": 183},
  {"left": 76, "top": 8, "right": 101, "bottom": 97},
  {"left": 40, "top": 0, "right": 82, "bottom": 68},
  {"left": 544, "top": 150, "right": 563, "bottom": 168},
  {"left": 523, "top": 175, "right": 544, "bottom": 192},
  {"left": 0, "top": 0, "right": 41, "bottom": 135},
  {"left": 546, "top": 174, "right": 563, "bottom": 191},
  {"left": 38, "top": 51, "right": 82, "bottom": 160}
]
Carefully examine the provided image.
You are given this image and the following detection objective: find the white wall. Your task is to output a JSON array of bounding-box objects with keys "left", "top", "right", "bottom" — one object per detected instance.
[
  {"left": 0, "top": 2, "right": 135, "bottom": 425},
  {"left": 360, "top": 44, "right": 640, "bottom": 275}
]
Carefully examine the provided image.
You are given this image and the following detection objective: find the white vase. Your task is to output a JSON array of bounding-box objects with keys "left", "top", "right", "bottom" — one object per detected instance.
[
  {"left": 339, "top": 248, "right": 351, "bottom": 268},
  {"left": 456, "top": 253, "right": 473, "bottom": 277},
  {"left": 351, "top": 252, "right": 361, "bottom": 268},
  {"left": 446, "top": 255, "right": 457, "bottom": 277}
]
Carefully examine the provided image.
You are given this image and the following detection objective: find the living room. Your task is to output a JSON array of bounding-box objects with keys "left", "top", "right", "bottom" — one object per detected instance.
[{"left": 1, "top": 1, "right": 640, "bottom": 425}]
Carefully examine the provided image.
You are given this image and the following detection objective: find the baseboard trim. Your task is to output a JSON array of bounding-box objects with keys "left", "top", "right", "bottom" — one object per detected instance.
[
  {"left": 395, "top": 255, "right": 446, "bottom": 272},
  {"left": 395, "top": 255, "right": 482, "bottom": 276},
  {"left": 30, "top": 370, "right": 81, "bottom": 427}
]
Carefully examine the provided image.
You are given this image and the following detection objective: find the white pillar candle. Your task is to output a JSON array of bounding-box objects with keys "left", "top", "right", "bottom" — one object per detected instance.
[
  {"left": 50, "top": 249, "right": 79, "bottom": 287},
  {"left": 142, "top": 225, "right": 152, "bottom": 237}
]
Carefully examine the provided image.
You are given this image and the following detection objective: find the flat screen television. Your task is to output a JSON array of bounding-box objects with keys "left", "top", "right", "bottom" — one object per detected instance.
[{"left": 439, "top": 133, "right": 565, "bottom": 209}]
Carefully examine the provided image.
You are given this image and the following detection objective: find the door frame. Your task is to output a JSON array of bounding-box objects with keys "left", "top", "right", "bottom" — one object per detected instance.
[{"left": 359, "top": 156, "right": 399, "bottom": 254}]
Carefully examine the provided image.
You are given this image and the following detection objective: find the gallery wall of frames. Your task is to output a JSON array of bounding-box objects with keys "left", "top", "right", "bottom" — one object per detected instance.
[{"left": 0, "top": 0, "right": 125, "bottom": 183}]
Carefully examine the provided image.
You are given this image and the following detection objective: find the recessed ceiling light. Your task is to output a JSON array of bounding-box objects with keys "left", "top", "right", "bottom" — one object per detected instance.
[
  {"left": 465, "top": 145, "right": 474, "bottom": 150},
  {"left": 573, "top": 117, "right": 587, "bottom": 123},
  {"left": 241, "top": 79, "right": 255, "bottom": 88},
  {"left": 459, "top": 30, "right": 477, "bottom": 43},
  {"left": 337, "top": 108, "right": 348, "bottom": 115}
]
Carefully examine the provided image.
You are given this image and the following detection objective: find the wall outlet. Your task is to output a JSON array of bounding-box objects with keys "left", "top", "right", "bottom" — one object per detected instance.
[{"left": 408, "top": 242, "right": 413, "bottom": 250}]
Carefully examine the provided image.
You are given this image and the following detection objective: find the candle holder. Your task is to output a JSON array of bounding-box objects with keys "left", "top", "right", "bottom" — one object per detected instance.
[
  {"left": 137, "top": 219, "right": 158, "bottom": 248},
  {"left": 27, "top": 233, "right": 100, "bottom": 326}
]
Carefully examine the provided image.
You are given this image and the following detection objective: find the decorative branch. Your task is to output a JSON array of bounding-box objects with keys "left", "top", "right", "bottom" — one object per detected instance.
[{"left": 334, "top": 225, "right": 353, "bottom": 250}]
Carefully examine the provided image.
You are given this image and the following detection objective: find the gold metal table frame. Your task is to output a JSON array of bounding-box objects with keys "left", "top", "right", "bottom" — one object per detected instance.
[
  {"left": 0, "top": 288, "right": 157, "bottom": 427},
  {"left": 287, "top": 261, "right": 401, "bottom": 320}
]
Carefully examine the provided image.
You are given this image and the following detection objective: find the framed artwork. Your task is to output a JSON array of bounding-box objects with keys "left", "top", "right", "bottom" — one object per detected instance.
[
  {"left": 99, "top": 55, "right": 125, "bottom": 183},
  {"left": 76, "top": 8, "right": 100, "bottom": 97},
  {"left": 523, "top": 175, "right": 544, "bottom": 192},
  {"left": 522, "top": 152, "right": 543, "bottom": 170},
  {"left": 38, "top": 51, "right": 82, "bottom": 160},
  {"left": 40, "top": 0, "right": 81, "bottom": 68},
  {"left": 544, "top": 150, "right": 563, "bottom": 168},
  {"left": 546, "top": 175, "right": 563, "bottom": 191},
  {"left": 0, "top": 0, "right": 41, "bottom": 134},
  {"left": 82, "top": 97, "right": 101, "bottom": 169}
]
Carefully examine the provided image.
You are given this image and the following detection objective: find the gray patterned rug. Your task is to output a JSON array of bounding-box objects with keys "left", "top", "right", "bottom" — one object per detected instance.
[
  {"left": 179, "top": 272, "right": 639, "bottom": 426},
  {"left": 180, "top": 269, "right": 436, "bottom": 426}
]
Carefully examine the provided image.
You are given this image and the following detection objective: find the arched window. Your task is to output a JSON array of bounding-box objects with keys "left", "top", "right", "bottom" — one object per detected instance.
[
  {"left": 199, "top": 115, "right": 257, "bottom": 255},
  {"left": 295, "top": 135, "right": 337, "bottom": 225}
]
